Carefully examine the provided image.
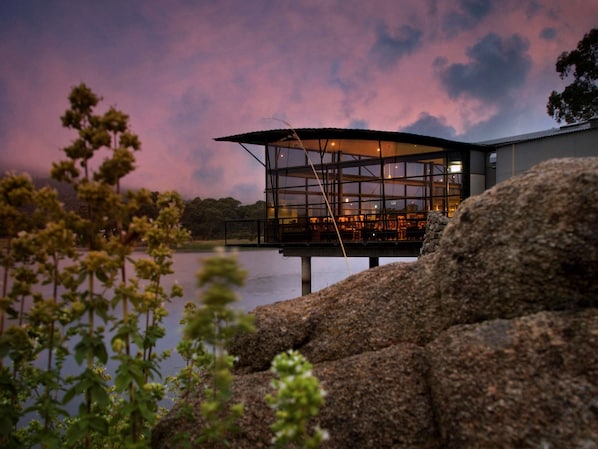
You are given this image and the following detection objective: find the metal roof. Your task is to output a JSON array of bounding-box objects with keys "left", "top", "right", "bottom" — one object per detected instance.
[
  {"left": 478, "top": 118, "right": 598, "bottom": 146},
  {"left": 215, "top": 128, "right": 491, "bottom": 151}
]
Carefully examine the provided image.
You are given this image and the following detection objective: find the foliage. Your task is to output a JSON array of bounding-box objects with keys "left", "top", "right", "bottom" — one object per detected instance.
[
  {"left": 0, "top": 83, "right": 188, "bottom": 449},
  {"left": 181, "top": 198, "right": 265, "bottom": 240},
  {"left": 169, "top": 248, "right": 254, "bottom": 447},
  {"left": 266, "top": 350, "right": 327, "bottom": 449},
  {"left": 1, "top": 83, "right": 328, "bottom": 449},
  {"left": 547, "top": 28, "right": 598, "bottom": 124},
  {"left": 2, "top": 182, "right": 265, "bottom": 242}
]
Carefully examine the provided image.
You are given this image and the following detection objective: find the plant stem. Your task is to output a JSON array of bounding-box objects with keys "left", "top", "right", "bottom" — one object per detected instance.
[
  {"left": 0, "top": 236, "right": 12, "bottom": 338},
  {"left": 43, "top": 253, "right": 59, "bottom": 434},
  {"left": 86, "top": 272, "right": 94, "bottom": 449},
  {"left": 144, "top": 275, "right": 161, "bottom": 381}
]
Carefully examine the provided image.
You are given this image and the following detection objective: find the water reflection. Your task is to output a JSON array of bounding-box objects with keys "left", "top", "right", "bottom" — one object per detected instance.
[
  {"left": 7, "top": 249, "right": 414, "bottom": 379},
  {"left": 160, "top": 249, "right": 414, "bottom": 375}
]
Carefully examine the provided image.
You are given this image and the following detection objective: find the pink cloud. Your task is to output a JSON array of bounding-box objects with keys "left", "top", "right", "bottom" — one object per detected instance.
[{"left": 1, "top": 0, "right": 596, "bottom": 202}]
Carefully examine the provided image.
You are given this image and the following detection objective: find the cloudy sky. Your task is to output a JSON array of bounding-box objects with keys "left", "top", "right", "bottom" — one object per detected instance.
[{"left": 0, "top": 0, "right": 596, "bottom": 203}]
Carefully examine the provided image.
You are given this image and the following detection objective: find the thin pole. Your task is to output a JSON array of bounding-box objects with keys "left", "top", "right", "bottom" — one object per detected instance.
[
  {"left": 301, "top": 256, "right": 312, "bottom": 295},
  {"left": 273, "top": 119, "right": 351, "bottom": 276}
]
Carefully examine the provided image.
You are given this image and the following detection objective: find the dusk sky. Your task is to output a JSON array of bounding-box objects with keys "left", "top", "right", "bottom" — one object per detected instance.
[{"left": 1, "top": 1, "right": 596, "bottom": 203}]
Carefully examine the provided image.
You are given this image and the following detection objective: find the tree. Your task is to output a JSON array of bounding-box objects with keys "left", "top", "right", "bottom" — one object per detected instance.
[
  {"left": 547, "top": 28, "right": 598, "bottom": 124},
  {"left": 181, "top": 197, "right": 265, "bottom": 240}
]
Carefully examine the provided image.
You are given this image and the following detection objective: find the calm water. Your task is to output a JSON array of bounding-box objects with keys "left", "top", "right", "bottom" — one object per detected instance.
[
  {"left": 158, "top": 250, "right": 415, "bottom": 375},
  {"left": 10, "top": 249, "right": 415, "bottom": 417},
  {"left": 9, "top": 250, "right": 414, "bottom": 380}
]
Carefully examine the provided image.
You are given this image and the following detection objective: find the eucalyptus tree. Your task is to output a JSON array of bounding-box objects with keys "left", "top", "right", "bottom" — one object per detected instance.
[{"left": 547, "top": 28, "right": 598, "bottom": 124}]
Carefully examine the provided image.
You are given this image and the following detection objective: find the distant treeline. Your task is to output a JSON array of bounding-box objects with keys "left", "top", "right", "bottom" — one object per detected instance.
[
  {"left": 1, "top": 176, "right": 265, "bottom": 241},
  {"left": 181, "top": 197, "right": 265, "bottom": 240}
]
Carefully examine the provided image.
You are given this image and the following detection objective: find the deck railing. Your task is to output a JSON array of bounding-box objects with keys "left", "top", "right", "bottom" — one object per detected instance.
[{"left": 224, "top": 212, "right": 430, "bottom": 246}]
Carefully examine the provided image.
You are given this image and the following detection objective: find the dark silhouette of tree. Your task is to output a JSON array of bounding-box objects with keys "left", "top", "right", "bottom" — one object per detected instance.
[
  {"left": 547, "top": 28, "right": 598, "bottom": 124},
  {"left": 181, "top": 197, "right": 265, "bottom": 240},
  {"left": 239, "top": 200, "right": 266, "bottom": 220}
]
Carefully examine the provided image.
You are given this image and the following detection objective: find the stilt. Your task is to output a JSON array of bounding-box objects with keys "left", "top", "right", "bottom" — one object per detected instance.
[
  {"left": 301, "top": 256, "right": 312, "bottom": 296},
  {"left": 369, "top": 257, "right": 379, "bottom": 268}
]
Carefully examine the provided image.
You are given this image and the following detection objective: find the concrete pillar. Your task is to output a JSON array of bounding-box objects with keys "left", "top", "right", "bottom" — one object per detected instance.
[
  {"left": 301, "top": 256, "right": 312, "bottom": 296},
  {"left": 369, "top": 257, "right": 379, "bottom": 268}
]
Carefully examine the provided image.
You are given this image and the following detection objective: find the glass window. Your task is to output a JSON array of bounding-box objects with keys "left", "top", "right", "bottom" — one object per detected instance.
[
  {"left": 386, "top": 199, "right": 406, "bottom": 211},
  {"left": 341, "top": 181, "right": 360, "bottom": 194},
  {"left": 406, "top": 162, "right": 424, "bottom": 179},
  {"left": 264, "top": 140, "right": 466, "bottom": 240}
]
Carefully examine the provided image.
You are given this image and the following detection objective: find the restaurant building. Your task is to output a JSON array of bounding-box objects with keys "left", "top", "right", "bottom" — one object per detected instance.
[{"left": 216, "top": 119, "right": 598, "bottom": 294}]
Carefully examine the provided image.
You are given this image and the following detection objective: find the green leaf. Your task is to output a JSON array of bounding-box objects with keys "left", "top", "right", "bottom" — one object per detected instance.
[
  {"left": 73, "top": 338, "right": 90, "bottom": 365},
  {"left": 90, "top": 383, "right": 110, "bottom": 407},
  {"left": 88, "top": 415, "right": 109, "bottom": 434},
  {"left": 94, "top": 339, "right": 108, "bottom": 365},
  {"left": 65, "top": 419, "right": 86, "bottom": 447},
  {"left": 0, "top": 405, "right": 18, "bottom": 438},
  {"left": 114, "top": 370, "right": 131, "bottom": 392},
  {"left": 137, "top": 401, "right": 155, "bottom": 422},
  {"left": 62, "top": 385, "right": 79, "bottom": 405}
]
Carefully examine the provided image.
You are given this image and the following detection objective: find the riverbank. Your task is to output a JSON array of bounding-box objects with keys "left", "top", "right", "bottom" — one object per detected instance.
[
  {"left": 176, "top": 239, "right": 261, "bottom": 252},
  {"left": 0, "top": 237, "right": 260, "bottom": 253}
]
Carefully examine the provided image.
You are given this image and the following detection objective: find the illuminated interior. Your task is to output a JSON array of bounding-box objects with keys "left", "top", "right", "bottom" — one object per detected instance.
[
  {"left": 216, "top": 129, "right": 487, "bottom": 244},
  {"left": 260, "top": 136, "right": 464, "bottom": 242}
]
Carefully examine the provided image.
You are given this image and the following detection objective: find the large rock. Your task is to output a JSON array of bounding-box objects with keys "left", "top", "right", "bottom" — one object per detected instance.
[
  {"left": 230, "top": 158, "right": 598, "bottom": 372},
  {"left": 154, "top": 345, "right": 439, "bottom": 449},
  {"left": 426, "top": 308, "right": 598, "bottom": 449},
  {"left": 433, "top": 157, "right": 598, "bottom": 323},
  {"left": 230, "top": 256, "right": 445, "bottom": 373},
  {"left": 153, "top": 158, "right": 598, "bottom": 449},
  {"left": 420, "top": 211, "right": 450, "bottom": 256}
]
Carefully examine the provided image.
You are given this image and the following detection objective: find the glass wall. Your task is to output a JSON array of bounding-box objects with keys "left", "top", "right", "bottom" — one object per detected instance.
[{"left": 265, "top": 139, "right": 465, "bottom": 242}]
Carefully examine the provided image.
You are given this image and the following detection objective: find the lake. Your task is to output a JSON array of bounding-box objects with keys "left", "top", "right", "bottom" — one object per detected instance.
[
  {"left": 7, "top": 249, "right": 414, "bottom": 382},
  {"left": 158, "top": 249, "right": 415, "bottom": 375},
  {"left": 8, "top": 249, "right": 415, "bottom": 417}
]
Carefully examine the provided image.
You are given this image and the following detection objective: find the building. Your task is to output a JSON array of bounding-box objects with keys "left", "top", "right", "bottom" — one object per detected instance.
[
  {"left": 482, "top": 118, "right": 598, "bottom": 184},
  {"left": 216, "top": 119, "right": 598, "bottom": 294}
]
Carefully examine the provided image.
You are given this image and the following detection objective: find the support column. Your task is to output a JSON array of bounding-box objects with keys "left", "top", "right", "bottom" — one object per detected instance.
[
  {"left": 369, "top": 257, "right": 379, "bottom": 268},
  {"left": 301, "top": 256, "right": 312, "bottom": 296}
]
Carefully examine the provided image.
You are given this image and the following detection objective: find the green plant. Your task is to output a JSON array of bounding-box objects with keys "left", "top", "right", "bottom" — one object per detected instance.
[
  {"left": 0, "top": 83, "right": 188, "bottom": 449},
  {"left": 267, "top": 350, "right": 328, "bottom": 449},
  {"left": 172, "top": 248, "right": 254, "bottom": 447}
]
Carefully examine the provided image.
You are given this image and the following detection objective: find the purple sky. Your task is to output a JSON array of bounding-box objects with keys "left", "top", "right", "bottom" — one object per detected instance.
[{"left": 0, "top": 0, "right": 596, "bottom": 203}]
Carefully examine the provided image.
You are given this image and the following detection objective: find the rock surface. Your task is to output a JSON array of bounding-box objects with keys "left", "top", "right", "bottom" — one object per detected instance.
[
  {"left": 153, "top": 158, "right": 598, "bottom": 449},
  {"left": 420, "top": 211, "right": 449, "bottom": 256},
  {"left": 433, "top": 157, "right": 598, "bottom": 324},
  {"left": 426, "top": 309, "right": 598, "bottom": 449}
]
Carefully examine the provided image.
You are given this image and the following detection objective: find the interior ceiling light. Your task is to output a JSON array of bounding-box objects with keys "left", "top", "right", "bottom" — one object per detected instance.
[{"left": 448, "top": 162, "right": 462, "bottom": 173}]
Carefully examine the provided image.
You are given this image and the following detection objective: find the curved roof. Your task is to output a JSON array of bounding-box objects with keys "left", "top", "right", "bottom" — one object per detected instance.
[{"left": 215, "top": 128, "right": 491, "bottom": 151}]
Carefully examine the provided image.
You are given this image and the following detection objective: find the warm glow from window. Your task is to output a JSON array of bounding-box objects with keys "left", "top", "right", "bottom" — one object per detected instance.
[{"left": 448, "top": 162, "right": 462, "bottom": 173}]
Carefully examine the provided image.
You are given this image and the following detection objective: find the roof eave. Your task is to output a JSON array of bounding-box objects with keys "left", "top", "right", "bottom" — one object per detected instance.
[{"left": 215, "top": 128, "right": 491, "bottom": 151}]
